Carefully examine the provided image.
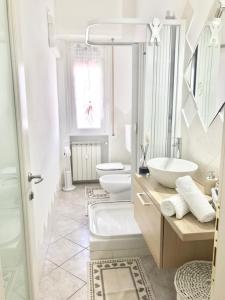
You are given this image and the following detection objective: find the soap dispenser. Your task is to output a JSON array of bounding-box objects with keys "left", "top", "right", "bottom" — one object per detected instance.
[{"left": 204, "top": 171, "right": 218, "bottom": 196}]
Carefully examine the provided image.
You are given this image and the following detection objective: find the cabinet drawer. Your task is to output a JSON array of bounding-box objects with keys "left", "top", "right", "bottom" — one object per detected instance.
[{"left": 133, "top": 180, "right": 163, "bottom": 267}]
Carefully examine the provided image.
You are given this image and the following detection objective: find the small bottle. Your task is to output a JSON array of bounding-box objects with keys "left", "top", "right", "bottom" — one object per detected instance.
[{"left": 204, "top": 171, "right": 218, "bottom": 196}]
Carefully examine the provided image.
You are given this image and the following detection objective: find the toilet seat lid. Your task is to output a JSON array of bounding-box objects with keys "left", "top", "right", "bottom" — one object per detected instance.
[{"left": 97, "top": 162, "right": 124, "bottom": 171}]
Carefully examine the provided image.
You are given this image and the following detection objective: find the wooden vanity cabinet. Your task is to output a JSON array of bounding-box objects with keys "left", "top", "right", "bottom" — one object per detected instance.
[
  {"left": 133, "top": 179, "right": 163, "bottom": 267},
  {"left": 133, "top": 175, "right": 214, "bottom": 269}
]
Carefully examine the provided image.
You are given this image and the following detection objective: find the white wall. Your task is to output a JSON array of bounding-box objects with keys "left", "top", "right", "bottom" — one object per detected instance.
[
  {"left": 122, "top": 0, "right": 137, "bottom": 17},
  {"left": 135, "top": 0, "right": 186, "bottom": 19},
  {"left": 17, "top": 0, "right": 60, "bottom": 263},
  {"left": 181, "top": 0, "right": 224, "bottom": 183},
  {"left": 55, "top": 0, "right": 123, "bottom": 35}
]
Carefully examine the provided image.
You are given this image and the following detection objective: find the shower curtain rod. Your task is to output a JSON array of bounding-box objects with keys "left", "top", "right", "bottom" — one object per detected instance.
[
  {"left": 85, "top": 18, "right": 185, "bottom": 46},
  {"left": 86, "top": 18, "right": 184, "bottom": 26},
  {"left": 54, "top": 19, "right": 184, "bottom": 44}
]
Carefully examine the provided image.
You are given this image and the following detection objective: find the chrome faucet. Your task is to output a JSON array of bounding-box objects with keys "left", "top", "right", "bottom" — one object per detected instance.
[{"left": 172, "top": 137, "right": 182, "bottom": 159}]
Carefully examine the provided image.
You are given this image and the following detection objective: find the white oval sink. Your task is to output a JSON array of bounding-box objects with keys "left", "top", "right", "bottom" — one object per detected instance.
[{"left": 147, "top": 157, "right": 198, "bottom": 188}]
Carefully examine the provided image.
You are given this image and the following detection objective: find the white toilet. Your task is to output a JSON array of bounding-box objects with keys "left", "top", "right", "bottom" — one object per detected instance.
[
  {"left": 96, "top": 162, "right": 131, "bottom": 177},
  {"left": 97, "top": 163, "right": 132, "bottom": 200},
  {"left": 97, "top": 124, "right": 132, "bottom": 200},
  {"left": 99, "top": 174, "right": 131, "bottom": 200}
]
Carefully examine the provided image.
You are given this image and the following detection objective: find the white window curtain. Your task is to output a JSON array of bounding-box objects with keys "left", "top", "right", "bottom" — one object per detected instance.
[
  {"left": 72, "top": 45, "right": 104, "bottom": 129},
  {"left": 63, "top": 42, "right": 111, "bottom": 135}
]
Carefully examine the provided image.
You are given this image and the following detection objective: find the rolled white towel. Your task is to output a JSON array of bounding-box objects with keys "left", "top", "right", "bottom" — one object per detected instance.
[
  {"left": 176, "top": 176, "right": 216, "bottom": 223},
  {"left": 160, "top": 194, "right": 189, "bottom": 219}
]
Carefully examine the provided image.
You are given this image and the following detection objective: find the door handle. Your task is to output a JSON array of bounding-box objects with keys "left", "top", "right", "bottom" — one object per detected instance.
[
  {"left": 28, "top": 172, "right": 44, "bottom": 184},
  {"left": 137, "top": 192, "right": 153, "bottom": 206}
]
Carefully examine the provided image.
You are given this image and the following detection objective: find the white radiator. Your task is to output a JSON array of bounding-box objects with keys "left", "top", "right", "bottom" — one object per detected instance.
[{"left": 71, "top": 143, "right": 101, "bottom": 181}]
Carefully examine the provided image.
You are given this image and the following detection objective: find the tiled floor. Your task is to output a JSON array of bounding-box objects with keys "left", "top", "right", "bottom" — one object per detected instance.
[
  {"left": 39, "top": 184, "right": 177, "bottom": 300},
  {"left": 39, "top": 185, "right": 89, "bottom": 300}
]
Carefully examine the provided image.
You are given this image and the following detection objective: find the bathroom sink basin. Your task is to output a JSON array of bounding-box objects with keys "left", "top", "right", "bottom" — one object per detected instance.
[{"left": 147, "top": 157, "right": 198, "bottom": 188}]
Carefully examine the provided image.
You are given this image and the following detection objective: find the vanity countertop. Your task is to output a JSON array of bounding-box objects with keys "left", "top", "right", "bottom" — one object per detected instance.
[{"left": 134, "top": 174, "right": 215, "bottom": 242}]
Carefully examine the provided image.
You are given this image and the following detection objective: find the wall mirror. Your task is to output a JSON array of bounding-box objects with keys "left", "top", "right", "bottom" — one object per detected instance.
[{"left": 185, "top": 18, "right": 225, "bottom": 129}]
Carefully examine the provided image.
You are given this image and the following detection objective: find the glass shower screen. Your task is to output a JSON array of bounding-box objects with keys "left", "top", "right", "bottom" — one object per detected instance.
[{"left": 142, "top": 23, "right": 184, "bottom": 159}]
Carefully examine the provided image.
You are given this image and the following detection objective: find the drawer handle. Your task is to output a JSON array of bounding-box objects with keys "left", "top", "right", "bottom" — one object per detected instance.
[{"left": 137, "top": 192, "right": 153, "bottom": 206}]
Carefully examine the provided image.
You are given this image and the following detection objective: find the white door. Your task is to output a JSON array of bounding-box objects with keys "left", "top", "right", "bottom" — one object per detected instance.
[{"left": 0, "top": 0, "right": 39, "bottom": 299}]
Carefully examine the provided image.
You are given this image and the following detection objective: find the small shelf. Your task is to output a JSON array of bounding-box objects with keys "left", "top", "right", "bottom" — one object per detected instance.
[
  {"left": 166, "top": 214, "right": 214, "bottom": 241},
  {"left": 134, "top": 174, "right": 215, "bottom": 242}
]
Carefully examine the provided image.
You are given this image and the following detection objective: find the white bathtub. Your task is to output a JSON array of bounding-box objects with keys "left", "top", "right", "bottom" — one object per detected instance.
[{"left": 88, "top": 201, "right": 149, "bottom": 259}]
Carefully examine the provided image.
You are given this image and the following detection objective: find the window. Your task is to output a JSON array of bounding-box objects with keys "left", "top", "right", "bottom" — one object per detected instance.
[{"left": 72, "top": 45, "right": 105, "bottom": 130}]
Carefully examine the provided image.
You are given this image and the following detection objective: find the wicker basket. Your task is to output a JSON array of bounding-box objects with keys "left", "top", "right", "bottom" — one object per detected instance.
[{"left": 174, "top": 261, "right": 212, "bottom": 300}]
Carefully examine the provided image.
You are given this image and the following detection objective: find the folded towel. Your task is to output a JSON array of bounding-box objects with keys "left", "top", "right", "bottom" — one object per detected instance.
[
  {"left": 160, "top": 194, "right": 189, "bottom": 219},
  {"left": 176, "top": 176, "right": 216, "bottom": 223}
]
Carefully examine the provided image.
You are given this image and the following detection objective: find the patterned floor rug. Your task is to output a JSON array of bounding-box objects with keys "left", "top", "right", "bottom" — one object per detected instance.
[
  {"left": 88, "top": 257, "right": 155, "bottom": 300},
  {"left": 85, "top": 186, "right": 110, "bottom": 215},
  {"left": 86, "top": 186, "right": 110, "bottom": 200}
]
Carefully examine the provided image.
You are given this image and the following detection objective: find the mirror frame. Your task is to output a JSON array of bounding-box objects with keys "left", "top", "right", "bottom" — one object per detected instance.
[{"left": 184, "top": 20, "right": 224, "bottom": 131}]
